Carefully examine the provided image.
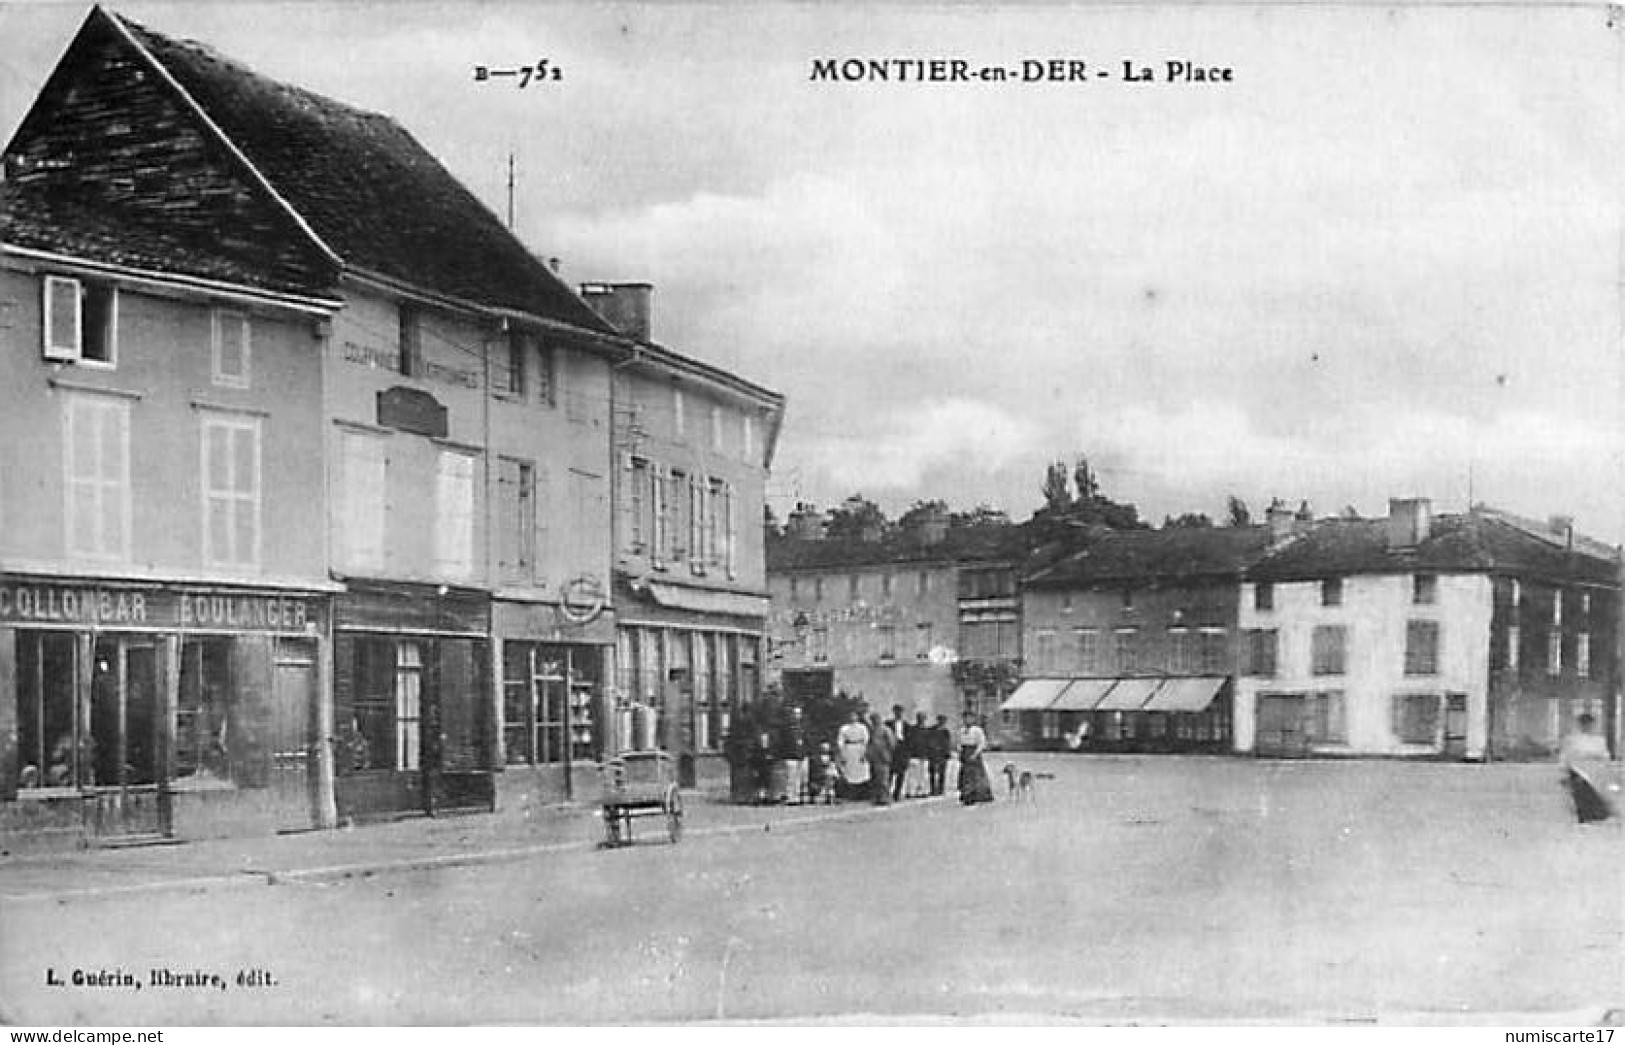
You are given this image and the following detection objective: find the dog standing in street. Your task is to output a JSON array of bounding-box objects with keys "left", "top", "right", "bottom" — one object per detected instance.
[{"left": 1002, "top": 762, "right": 1040, "bottom": 804}]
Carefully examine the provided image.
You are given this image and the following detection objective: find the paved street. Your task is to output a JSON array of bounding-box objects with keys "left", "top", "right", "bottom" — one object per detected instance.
[{"left": 1, "top": 755, "right": 1619, "bottom": 1025}]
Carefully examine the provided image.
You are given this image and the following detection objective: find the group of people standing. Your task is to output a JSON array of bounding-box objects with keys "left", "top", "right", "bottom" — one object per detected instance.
[{"left": 830, "top": 705, "right": 995, "bottom": 807}]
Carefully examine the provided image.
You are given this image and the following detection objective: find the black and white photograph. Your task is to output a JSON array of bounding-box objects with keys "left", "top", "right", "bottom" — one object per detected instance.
[{"left": 0, "top": 0, "right": 1620, "bottom": 1028}]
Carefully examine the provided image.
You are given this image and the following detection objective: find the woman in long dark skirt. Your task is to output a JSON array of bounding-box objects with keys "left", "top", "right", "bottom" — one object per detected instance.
[{"left": 958, "top": 710, "right": 995, "bottom": 805}]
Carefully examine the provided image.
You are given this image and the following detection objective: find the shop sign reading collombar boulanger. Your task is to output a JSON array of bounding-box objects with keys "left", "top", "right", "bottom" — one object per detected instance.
[{"left": 0, "top": 581, "right": 325, "bottom": 633}]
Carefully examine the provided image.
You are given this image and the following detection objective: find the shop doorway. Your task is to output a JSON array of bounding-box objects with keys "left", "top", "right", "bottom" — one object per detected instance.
[
  {"left": 270, "top": 642, "right": 318, "bottom": 831},
  {"left": 86, "top": 634, "right": 170, "bottom": 839},
  {"left": 1442, "top": 693, "right": 1469, "bottom": 760}
]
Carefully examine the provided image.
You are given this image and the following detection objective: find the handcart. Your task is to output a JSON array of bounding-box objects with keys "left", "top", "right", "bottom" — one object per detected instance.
[{"left": 598, "top": 750, "right": 683, "bottom": 847}]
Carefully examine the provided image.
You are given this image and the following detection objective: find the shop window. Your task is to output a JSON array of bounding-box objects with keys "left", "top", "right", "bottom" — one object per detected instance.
[
  {"left": 211, "top": 310, "right": 251, "bottom": 388},
  {"left": 175, "top": 638, "right": 233, "bottom": 783},
  {"left": 64, "top": 393, "right": 131, "bottom": 562},
  {"left": 502, "top": 644, "right": 598, "bottom": 765},
  {"left": 1404, "top": 620, "right": 1440, "bottom": 676},
  {"left": 91, "top": 636, "right": 159, "bottom": 787},
  {"left": 201, "top": 413, "right": 261, "bottom": 568},
  {"left": 1311, "top": 625, "right": 1347, "bottom": 676},
  {"left": 340, "top": 638, "right": 400, "bottom": 772},
  {"left": 394, "top": 643, "right": 423, "bottom": 769},
  {"left": 12, "top": 632, "right": 83, "bottom": 790},
  {"left": 1392, "top": 693, "right": 1440, "bottom": 745}
]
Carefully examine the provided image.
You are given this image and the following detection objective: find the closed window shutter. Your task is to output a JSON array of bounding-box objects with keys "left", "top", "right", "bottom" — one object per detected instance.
[
  {"left": 725, "top": 482, "right": 737, "bottom": 578},
  {"left": 534, "top": 465, "right": 550, "bottom": 585}
]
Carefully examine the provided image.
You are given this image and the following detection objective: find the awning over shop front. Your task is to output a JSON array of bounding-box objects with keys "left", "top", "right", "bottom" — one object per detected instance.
[
  {"left": 1048, "top": 678, "right": 1117, "bottom": 712},
  {"left": 1094, "top": 677, "right": 1163, "bottom": 711},
  {"left": 644, "top": 581, "right": 770, "bottom": 618},
  {"left": 1143, "top": 677, "right": 1227, "bottom": 713},
  {"left": 1001, "top": 678, "right": 1071, "bottom": 711}
]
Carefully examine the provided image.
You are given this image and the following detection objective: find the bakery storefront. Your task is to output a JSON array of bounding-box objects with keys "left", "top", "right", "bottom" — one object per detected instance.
[
  {"left": 332, "top": 583, "right": 494, "bottom": 822},
  {"left": 0, "top": 577, "right": 330, "bottom": 852}
]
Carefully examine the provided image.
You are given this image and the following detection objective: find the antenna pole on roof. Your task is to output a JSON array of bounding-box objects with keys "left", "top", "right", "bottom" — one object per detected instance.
[{"left": 506, "top": 152, "right": 515, "bottom": 230}]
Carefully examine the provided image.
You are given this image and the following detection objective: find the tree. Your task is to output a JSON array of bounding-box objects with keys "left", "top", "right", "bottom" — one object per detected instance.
[
  {"left": 950, "top": 504, "right": 1011, "bottom": 529},
  {"left": 824, "top": 494, "right": 888, "bottom": 540},
  {"left": 1163, "top": 512, "right": 1214, "bottom": 529},
  {"left": 1226, "top": 495, "right": 1252, "bottom": 527},
  {"left": 1073, "top": 457, "right": 1100, "bottom": 502},
  {"left": 1041, "top": 461, "right": 1071, "bottom": 512},
  {"left": 897, "top": 499, "right": 949, "bottom": 530}
]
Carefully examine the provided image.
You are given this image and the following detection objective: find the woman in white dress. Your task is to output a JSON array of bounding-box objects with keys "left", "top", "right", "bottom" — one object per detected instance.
[{"left": 835, "top": 710, "right": 870, "bottom": 801}]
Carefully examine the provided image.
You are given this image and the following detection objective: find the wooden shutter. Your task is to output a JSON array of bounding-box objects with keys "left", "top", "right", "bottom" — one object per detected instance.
[{"left": 42, "top": 276, "right": 81, "bottom": 361}]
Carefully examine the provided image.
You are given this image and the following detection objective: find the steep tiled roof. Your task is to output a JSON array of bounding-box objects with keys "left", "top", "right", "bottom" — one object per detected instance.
[
  {"left": 0, "top": 181, "right": 332, "bottom": 299},
  {"left": 1024, "top": 525, "right": 1276, "bottom": 589},
  {"left": 1246, "top": 511, "right": 1619, "bottom": 585},
  {"left": 767, "top": 524, "right": 1029, "bottom": 572},
  {"left": 113, "top": 14, "right": 614, "bottom": 333}
]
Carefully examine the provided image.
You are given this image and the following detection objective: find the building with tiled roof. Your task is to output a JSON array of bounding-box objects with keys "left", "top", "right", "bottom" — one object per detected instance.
[
  {"left": 1236, "top": 499, "right": 1619, "bottom": 761},
  {"left": 1004, "top": 522, "right": 1282, "bottom": 754},
  {"left": 0, "top": 7, "right": 781, "bottom": 849}
]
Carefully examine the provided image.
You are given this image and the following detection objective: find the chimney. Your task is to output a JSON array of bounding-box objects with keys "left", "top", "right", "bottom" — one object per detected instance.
[
  {"left": 1265, "top": 499, "right": 1295, "bottom": 543},
  {"left": 787, "top": 502, "right": 825, "bottom": 541},
  {"left": 579, "top": 282, "right": 653, "bottom": 342},
  {"left": 1386, "top": 497, "right": 1432, "bottom": 549},
  {"left": 1548, "top": 514, "right": 1575, "bottom": 550},
  {"left": 904, "top": 504, "right": 950, "bottom": 547}
]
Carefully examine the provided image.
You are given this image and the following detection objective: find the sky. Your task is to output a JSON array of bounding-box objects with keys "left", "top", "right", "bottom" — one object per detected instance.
[{"left": 2, "top": 1, "right": 1621, "bottom": 540}]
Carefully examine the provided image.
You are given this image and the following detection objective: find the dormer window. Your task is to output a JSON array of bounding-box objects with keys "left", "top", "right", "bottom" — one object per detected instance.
[{"left": 43, "top": 275, "right": 117, "bottom": 366}]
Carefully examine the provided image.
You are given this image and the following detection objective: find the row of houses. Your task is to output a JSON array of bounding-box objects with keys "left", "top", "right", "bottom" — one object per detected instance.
[
  {"left": 0, "top": 7, "right": 782, "bottom": 852},
  {"left": 767, "top": 500, "right": 1621, "bottom": 762}
]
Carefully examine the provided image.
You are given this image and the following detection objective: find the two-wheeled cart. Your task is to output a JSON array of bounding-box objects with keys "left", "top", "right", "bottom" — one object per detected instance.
[{"left": 599, "top": 750, "right": 683, "bottom": 847}]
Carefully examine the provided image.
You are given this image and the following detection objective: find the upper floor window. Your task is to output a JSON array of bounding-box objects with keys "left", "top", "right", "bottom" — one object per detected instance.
[
  {"left": 397, "top": 306, "right": 421, "bottom": 377},
  {"left": 1547, "top": 630, "right": 1562, "bottom": 677},
  {"left": 1311, "top": 624, "right": 1347, "bottom": 676},
  {"left": 1244, "top": 629, "right": 1278, "bottom": 677},
  {"left": 1509, "top": 578, "right": 1521, "bottom": 613},
  {"left": 1412, "top": 574, "right": 1437, "bottom": 605},
  {"left": 64, "top": 393, "right": 131, "bottom": 561},
  {"left": 788, "top": 576, "right": 800, "bottom": 600},
  {"left": 848, "top": 574, "right": 861, "bottom": 601},
  {"left": 1321, "top": 577, "right": 1343, "bottom": 607},
  {"left": 496, "top": 329, "right": 527, "bottom": 398},
  {"left": 1167, "top": 627, "right": 1192, "bottom": 674},
  {"left": 337, "top": 428, "right": 388, "bottom": 571},
  {"left": 1033, "top": 629, "right": 1058, "bottom": 673},
  {"left": 200, "top": 413, "right": 261, "bottom": 568},
  {"left": 495, "top": 456, "right": 537, "bottom": 584},
  {"left": 814, "top": 576, "right": 825, "bottom": 602},
  {"left": 43, "top": 276, "right": 117, "bottom": 367},
  {"left": 1404, "top": 620, "right": 1440, "bottom": 676},
  {"left": 211, "top": 310, "right": 251, "bottom": 388},
  {"left": 710, "top": 404, "right": 723, "bottom": 451},
  {"left": 917, "top": 571, "right": 930, "bottom": 597},
  {"left": 1199, "top": 628, "right": 1228, "bottom": 675},
  {"left": 881, "top": 572, "right": 894, "bottom": 598},
  {"left": 673, "top": 387, "right": 686, "bottom": 437},
  {"left": 536, "top": 343, "right": 557, "bottom": 407},
  {"left": 743, "top": 414, "right": 757, "bottom": 461},
  {"left": 1577, "top": 633, "right": 1591, "bottom": 679},
  {"left": 1114, "top": 628, "right": 1139, "bottom": 673},
  {"left": 1552, "top": 589, "right": 1564, "bottom": 628},
  {"left": 877, "top": 624, "right": 896, "bottom": 662},
  {"left": 1075, "top": 628, "right": 1100, "bottom": 673},
  {"left": 1505, "top": 624, "right": 1520, "bottom": 672},
  {"left": 1253, "top": 582, "right": 1274, "bottom": 612},
  {"left": 434, "top": 450, "right": 476, "bottom": 580},
  {"left": 1580, "top": 592, "right": 1591, "bottom": 617}
]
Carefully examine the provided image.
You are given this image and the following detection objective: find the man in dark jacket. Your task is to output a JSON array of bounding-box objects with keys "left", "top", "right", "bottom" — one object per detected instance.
[
  {"left": 887, "top": 705, "right": 911, "bottom": 801},
  {"left": 866, "top": 712, "right": 896, "bottom": 805},
  {"left": 927, "top": 713, "right": 952, "bottom": 796}
]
